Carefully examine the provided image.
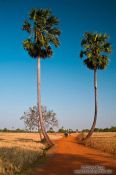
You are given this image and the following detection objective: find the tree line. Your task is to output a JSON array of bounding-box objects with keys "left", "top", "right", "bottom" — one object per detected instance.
[
  {"left": 82, "top": 126, "right": 116, "bottom": 132},
  {"left": 0, "top": 128, "right": 25, "bottom": 133},
  {"left": 1, "top": 126, "right": 116, "bottom": 133}
]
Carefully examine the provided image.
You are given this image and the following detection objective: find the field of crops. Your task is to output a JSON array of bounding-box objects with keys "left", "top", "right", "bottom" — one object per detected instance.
[
  {"left": 78, "top": 132, "right": 116, "bottom": 156},
  {"left": 0, "top": 133, "right": 63, "bottom": 175}
]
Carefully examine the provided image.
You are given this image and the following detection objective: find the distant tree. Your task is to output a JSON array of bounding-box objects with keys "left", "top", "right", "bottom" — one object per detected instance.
[
  {"left": 82, "top": 129, "right": 89, "bottom": 132},
  {"left": 20, "top": 106, "right": 58, "bottom": 134},
  {"left": 94, "top": 128, "right": 100, "bottom": 132},
  {"left": 48, "top": 127, "right": 55, "bottom": 133},
  {"left": 15, "top": 128, "right": 24, "bottom": 133},
  {"left": 80, "top": 32, "right": 112, "bottom": 140},
  {"left": 22, "top": 9, "right": 61, "bottom": 147},
  {"left": 82, "top": 126, "right": 116, "bottom": 133},
  {"left": 58, "top": 126, "right": 69, "bottom": 133},
  {"left": 110, "top": 126, "right": 116, "bottom": 132},
  {"left": 3, "top": 128, "right": 8, "bottom": 132},
  {"left": 68, "top": 129, "right": 73, "bottom": 133},
  {"left": 103, "top": 128, "right": 109, "bottom": 132},
  {"left": 58, "top": 126, "right": 65, "bottom": 133},
  {"left": 76, "top": 129, "right": 78, "bottom": 132}
]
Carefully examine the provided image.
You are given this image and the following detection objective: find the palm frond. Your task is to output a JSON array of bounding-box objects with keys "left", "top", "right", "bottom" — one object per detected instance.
[
  {"left": 49, "top": 28, "right": 61, "bottom": 36},
  {"left": 50, "top": 36, "right": 60, "bottom": 47},
  {"left": 22, "top": 21, "right": 31, "bottom": 33},
  {"left": 47, "top": 16, "right": 59, "bottom": 26},
  {"left": 22, "top": 8, "right": 61, "bottom": 59},
  {"left": 80, "top": 32, "right": 112, "bottom": 70}
]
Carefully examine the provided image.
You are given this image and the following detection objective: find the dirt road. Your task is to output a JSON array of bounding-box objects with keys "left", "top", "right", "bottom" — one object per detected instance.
[{"left": 33, "top": 135, "right": 116, "bottom": 175}]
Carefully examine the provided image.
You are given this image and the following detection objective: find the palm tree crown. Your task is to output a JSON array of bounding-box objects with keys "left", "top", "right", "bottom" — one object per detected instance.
[
  {"left": 80, "top": 32, "right": 112, "bottom": 69},
  {"left": 22, "top": 9, "right": 61, "bottom": 58}
]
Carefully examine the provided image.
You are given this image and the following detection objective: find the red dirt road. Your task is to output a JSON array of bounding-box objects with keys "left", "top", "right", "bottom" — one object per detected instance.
[{"left": 33, "top": 136, "right": 116, "bottom": 175}]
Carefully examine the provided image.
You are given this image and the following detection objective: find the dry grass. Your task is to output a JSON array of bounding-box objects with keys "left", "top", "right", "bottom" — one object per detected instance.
[
  {"left": 78, "top": 132, "right": 116, "bottom": 157},
  {"left": 0, "top": 132, "right": 62, "bottom": 175}
]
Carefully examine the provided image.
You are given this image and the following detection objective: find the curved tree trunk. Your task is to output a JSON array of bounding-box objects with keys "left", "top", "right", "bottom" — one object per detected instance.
[
  {"left": 39, "top": 130, "right": 43, "bottom": 141},
  {"left": 37, "top": 58, "right": 53, "bottom": 147},
  {"left": 84, "top": 69, "right": 98, "bottom": 140},
  {"left": 38, "top": 122, "right": 43, "bottom": 141}
]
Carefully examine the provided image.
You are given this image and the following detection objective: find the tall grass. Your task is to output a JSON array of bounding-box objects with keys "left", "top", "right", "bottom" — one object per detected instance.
[
  {"left": 0, "top": 133, "right": 63, "bottom": 175},
  {"left": 0, "top": 147, "right": 44, "bottom": 175},
  {"left": 0, "top": 133, "right": 46, "bottom": 175},
  {"left": 77, "top": 132, "right": 116, "bottom": 156}
]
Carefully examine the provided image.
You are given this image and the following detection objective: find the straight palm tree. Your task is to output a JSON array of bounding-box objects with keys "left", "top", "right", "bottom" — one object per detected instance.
[
  {"left": 80, "top": 32, "right": 112, "bottom": 140},
  {"left": 22, "top": 9, "right": 61, "bottom": 147}
]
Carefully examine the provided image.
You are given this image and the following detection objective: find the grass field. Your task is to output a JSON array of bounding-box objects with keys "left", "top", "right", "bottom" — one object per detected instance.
[
  {"left": 0, "top": 133, "right": 63, "bottom": 175},
  {"left": 78, "top": 132, "right": 116, "bottom": 156},
  {"left": 0, "top": 132, "right": 116, "bottom": 175}
]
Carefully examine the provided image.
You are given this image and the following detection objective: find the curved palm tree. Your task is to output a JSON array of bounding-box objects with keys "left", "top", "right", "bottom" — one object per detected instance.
[
  {"left": 80, "top": 32, "right": 112, "bottom": 140},
  {"left": 22, "top": 9, "right": 61, "bottom": 147}
]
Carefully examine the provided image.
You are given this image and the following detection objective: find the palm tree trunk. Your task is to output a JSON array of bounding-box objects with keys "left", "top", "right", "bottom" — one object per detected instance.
[
  {"left": 38, "top": 122, "right": 43, "bottom": 141},
  {"left": 39, "top": 130, "right": 43, "bottom": 141},
  {"left": 84, "top": 69, "right": 98, "bottom": 140},
  {"left": 37, "top": 58, "right": 53, "bottom": 147}
]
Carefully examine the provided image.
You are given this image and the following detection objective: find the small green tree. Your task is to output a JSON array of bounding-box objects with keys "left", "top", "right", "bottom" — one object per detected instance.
[
  {"left": 3, "top": 128, "right": 8, "bottom": 132},
  {"left": 58, "top": 126, "right": 67, "bottom": 133},
  {"left": 80, "top": 32, "right": 112, "bottom": 140},
  {"left": 48, "top": 127, "right": 55, "bottom": 133},
  {"left": 22, "top": 9, "right": 61, "bottom": 147}
]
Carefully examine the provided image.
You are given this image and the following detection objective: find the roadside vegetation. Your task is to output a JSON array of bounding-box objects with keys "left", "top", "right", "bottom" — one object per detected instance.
[
  {"left": 0, "top": 133, "right": 45, "bottom": 175},
  {"left": 0, "top": 133, "right": 62, "bottom": 175},
  {"left": 77, "top": 131, "right": 116, "bottom": 156},
  {"left": 0, "top": 103, "right": 59, "bottom": 175}
]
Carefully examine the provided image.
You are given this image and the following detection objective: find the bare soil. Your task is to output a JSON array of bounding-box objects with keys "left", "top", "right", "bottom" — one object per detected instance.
[{"left": 33, "top": 135, "right": 116, "bottom": 175}]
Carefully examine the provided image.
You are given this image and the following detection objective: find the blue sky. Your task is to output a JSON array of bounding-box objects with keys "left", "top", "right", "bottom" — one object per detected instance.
[{"left": 0, "top": 0, "right": 116, "bottom": 130}]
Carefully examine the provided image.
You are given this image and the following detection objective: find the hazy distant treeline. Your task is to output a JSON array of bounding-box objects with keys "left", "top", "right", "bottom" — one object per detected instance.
[
  {"left": 0, "top": 126, "right": 116, "bottom": 133},
  {"left": 0, "top": 128, "right": 26, "bottom": 133},
  {"left": 82, "top": 126, "right": 116, "bottom": 132}
]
